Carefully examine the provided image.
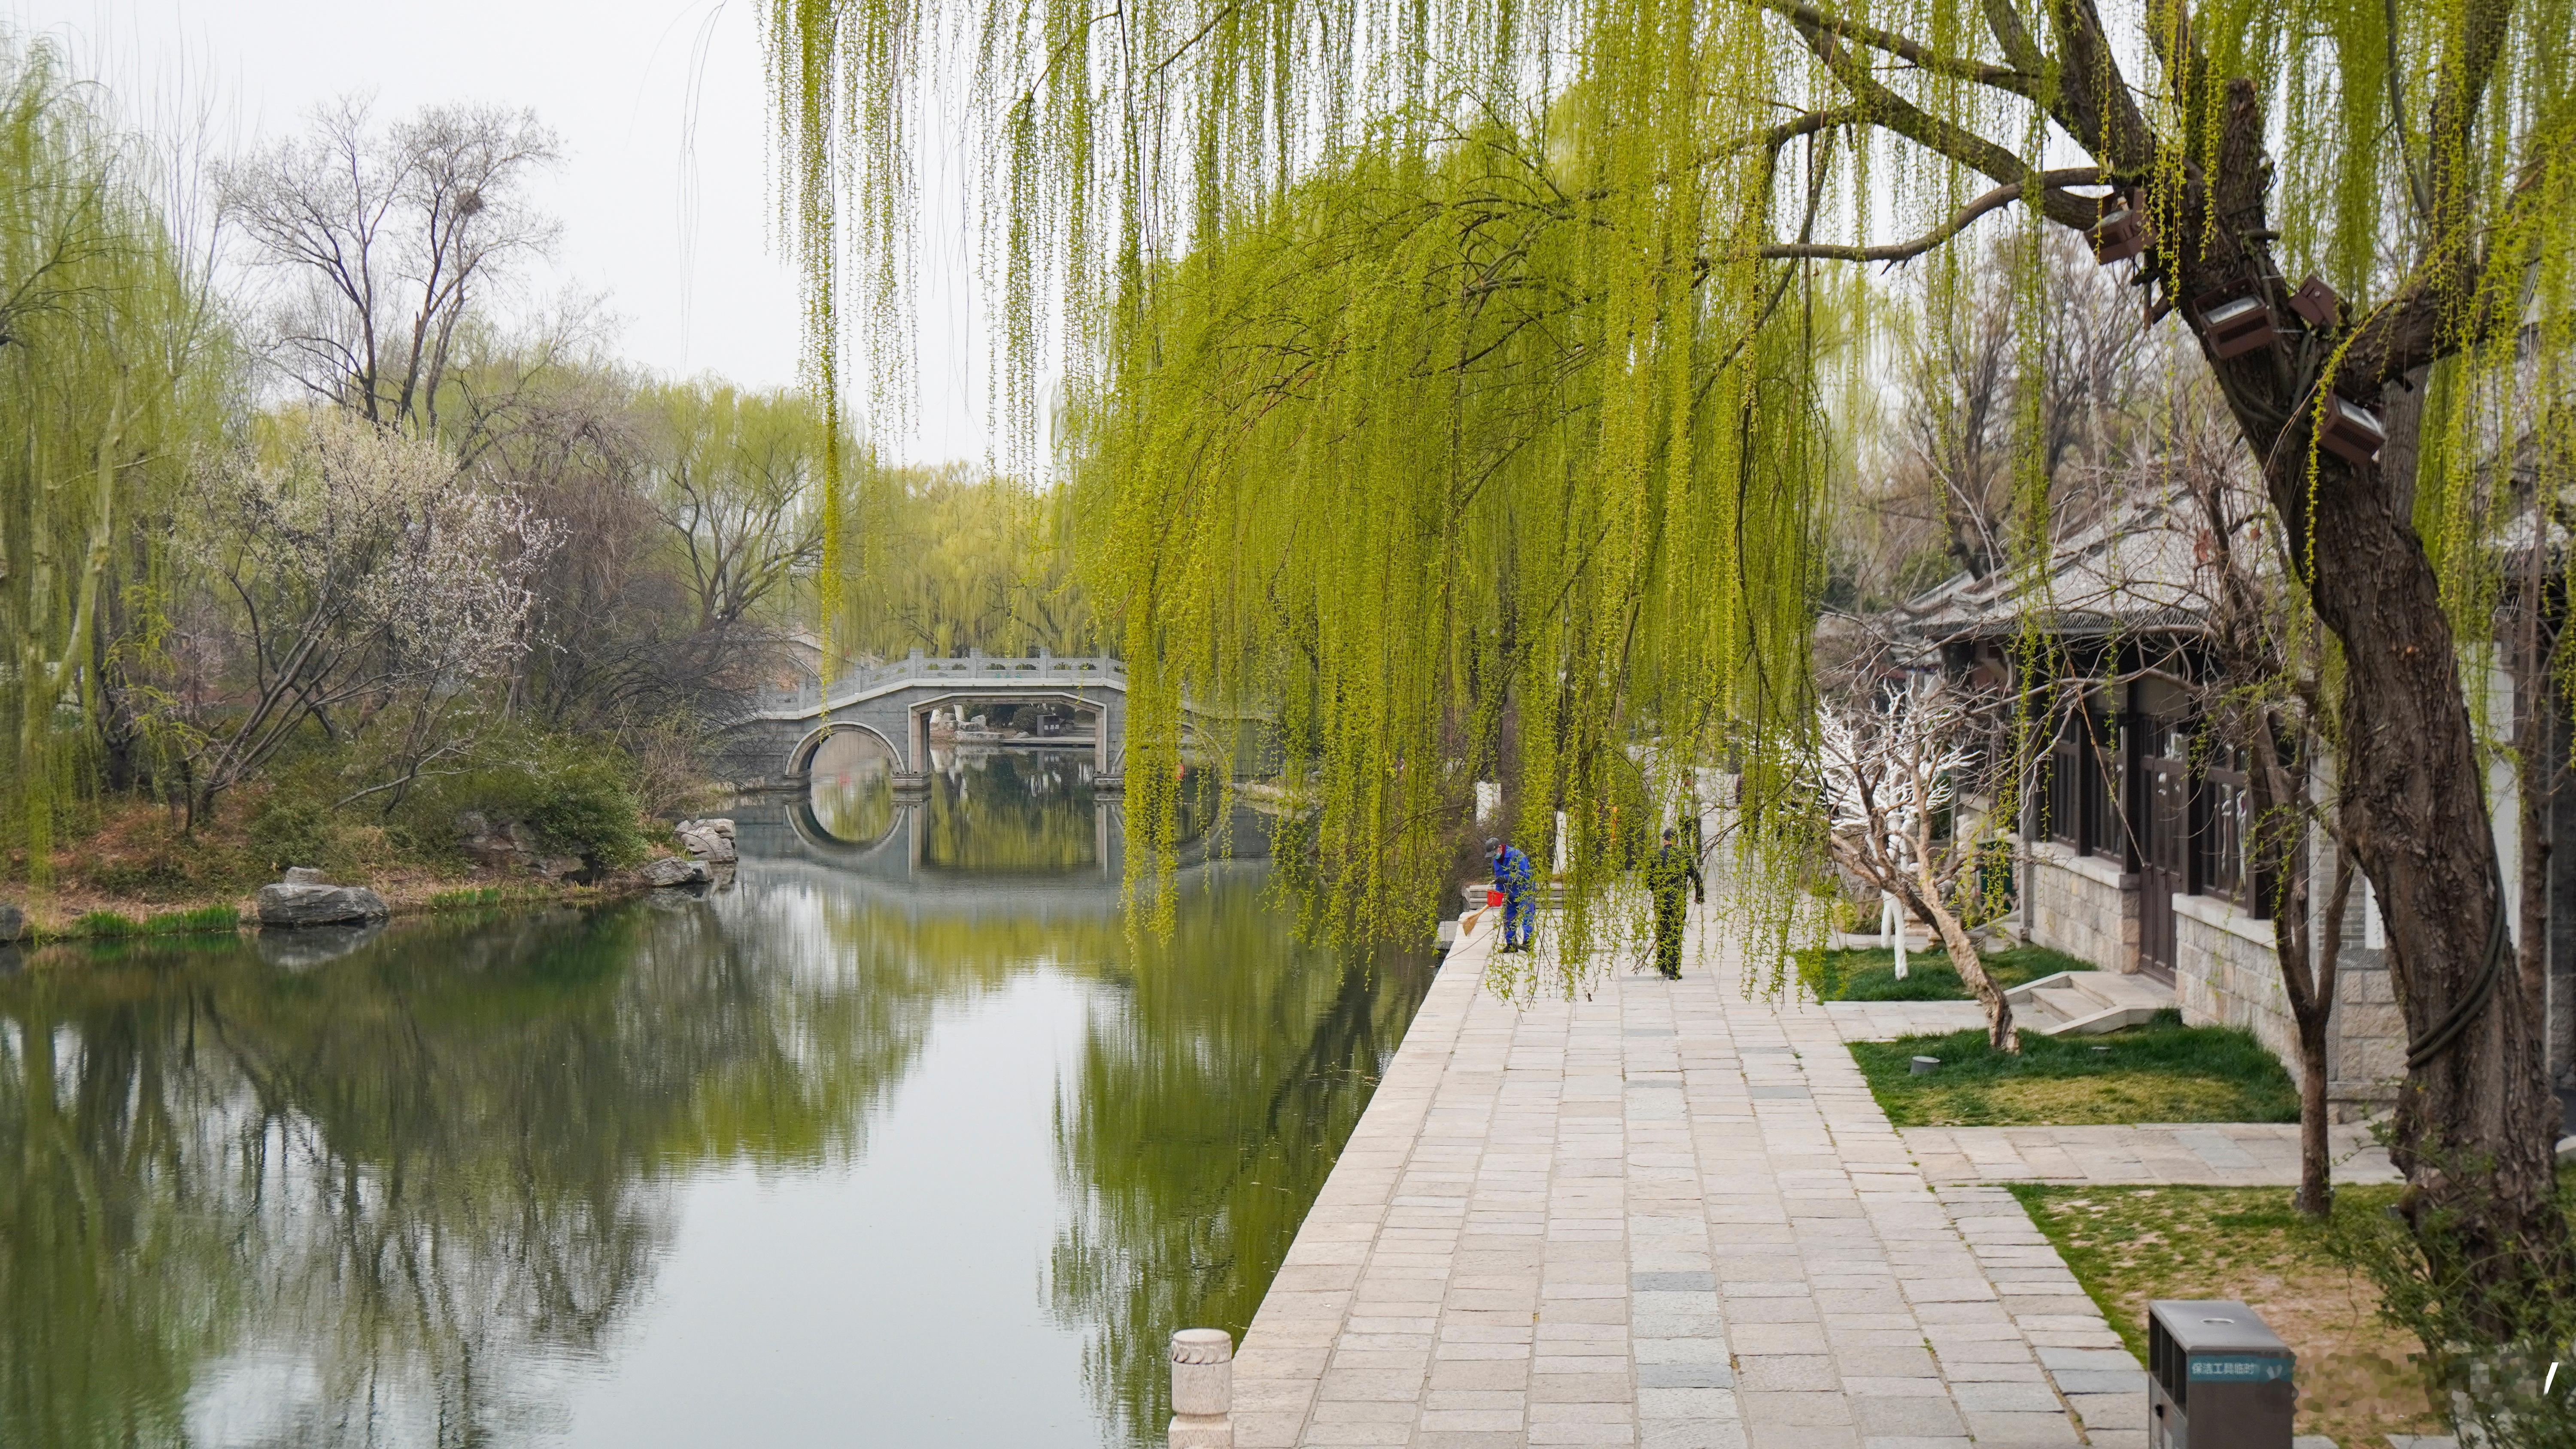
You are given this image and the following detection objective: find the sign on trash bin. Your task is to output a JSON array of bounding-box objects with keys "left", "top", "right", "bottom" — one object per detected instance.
[{"left": 2148, "top": 1299, "right": 2294, "bottom": 1449}]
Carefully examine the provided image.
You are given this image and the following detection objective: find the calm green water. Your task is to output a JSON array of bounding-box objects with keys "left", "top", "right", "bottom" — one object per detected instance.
[{"left": 0, "top": 752, "right": 1434, "bottom": 1447}]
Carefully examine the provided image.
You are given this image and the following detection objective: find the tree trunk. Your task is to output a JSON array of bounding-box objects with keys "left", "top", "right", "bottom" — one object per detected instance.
[
  {"left": 1911, "top": 873, "right": 2016, "bottom": 1052},
  {"left": 2155, "top": 61, "right": 2574, "bottom": 1328},
  {"left": 2294, "top": 1009, "right": 2332, "bottom": 1215},
  {"left": 2510, "top": 532, "right": 2558, "bottom": 1034},
  {"left": 2208, "top": 364, "right": 2573, "bottom": 1325},
  {"left": 2290, "top": 855, "right": 2349, "bottom": 1218}
]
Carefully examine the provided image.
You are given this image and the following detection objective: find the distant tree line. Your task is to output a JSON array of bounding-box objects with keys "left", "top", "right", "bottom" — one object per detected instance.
[{"left": 0, "top": 36, "right": 1082, "bottom": 890}]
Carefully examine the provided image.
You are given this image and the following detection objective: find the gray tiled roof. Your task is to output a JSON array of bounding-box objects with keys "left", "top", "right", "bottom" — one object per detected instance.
[{"left": 1887, "top": 492, "right": 2215, "bottom": 649}]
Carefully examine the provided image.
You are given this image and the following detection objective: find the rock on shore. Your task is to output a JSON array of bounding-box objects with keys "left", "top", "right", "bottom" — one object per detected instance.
[
  {"left": 256, "top": 873, "right": 392, "bottom": 928},
  {"left": 674, "top": 818, "right": 738, "bottom": 864},
  {"left": 641, "top": 856, "right": 711, "bottom": 888}
]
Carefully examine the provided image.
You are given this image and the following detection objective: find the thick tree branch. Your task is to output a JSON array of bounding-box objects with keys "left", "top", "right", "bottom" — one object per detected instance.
[
  {"left": 1759, "top": 0, "right": 2044, "bottom": 100},
  {"left": 1760, "top": 168, "right": 2100, "bottom": 262},
  {"left": 2344, "top": 131, "right": 2567, "bottom": 385},
  {"left": 2038, "top": 0, "right": 2156, "bottom": 173},
  {"left": 1786, "top": 18, "right": 2096, "bottom": 233},
  {"left": 1981, "top": 0, "right": 2046, "bottom": 75}
]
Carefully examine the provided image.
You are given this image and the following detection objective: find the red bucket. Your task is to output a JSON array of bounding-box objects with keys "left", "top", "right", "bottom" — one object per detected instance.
[{"left": 1486, "top": 888, "right": 1504, "bottom": 908}]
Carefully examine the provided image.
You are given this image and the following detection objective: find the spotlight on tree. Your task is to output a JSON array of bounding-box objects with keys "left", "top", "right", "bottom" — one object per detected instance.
[
  {"left": 2090, "top": 200, "right": 2146, "bottom": 264},
  {"left": 2318, "top": 395, "right": 2387, "bottom": 465},
  {"left": 2288, "top": 274, "right": 2342, "bottom": 330},
  {"left": 2199, "top": 292, "right": 2279, "bottom": 360}
]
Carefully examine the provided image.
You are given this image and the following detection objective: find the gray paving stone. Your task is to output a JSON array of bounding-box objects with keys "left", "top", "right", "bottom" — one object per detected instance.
[
  {"left": 1637, "top": 1364, "right": 1736, "bottom": 1389},
  {"left": 1233, "top": 917, "right": 2129, "bottom": 1446}
]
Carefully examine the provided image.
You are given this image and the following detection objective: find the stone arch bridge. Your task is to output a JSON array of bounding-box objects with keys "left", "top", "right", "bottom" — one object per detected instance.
[{"left": 708, "top": 652, "right": 1261, "bottom": 791}]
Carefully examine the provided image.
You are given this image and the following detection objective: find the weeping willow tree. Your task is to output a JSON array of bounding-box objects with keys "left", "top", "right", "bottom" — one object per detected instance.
[
  {"left": 0, "top": 36, "right": 229, "bottom": 889},
  {"left": 769, "top": 0, "right": 2576, "bottom": 1320}
]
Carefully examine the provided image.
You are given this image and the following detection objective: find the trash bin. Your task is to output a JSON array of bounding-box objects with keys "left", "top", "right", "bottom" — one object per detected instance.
[{"left": 2147, "top": 1299, "right": 2294, "bottom": 1448}]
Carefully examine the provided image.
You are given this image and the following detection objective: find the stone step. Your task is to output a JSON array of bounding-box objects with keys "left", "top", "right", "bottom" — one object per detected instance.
[{"left": 2004, "top": 969, "right": 2174, "bottom": 1037}]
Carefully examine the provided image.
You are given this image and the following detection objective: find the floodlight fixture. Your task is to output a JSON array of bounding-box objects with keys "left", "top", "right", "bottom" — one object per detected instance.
[{"left": 2199, "top": 294, "right": 2279, "bottom": 360}]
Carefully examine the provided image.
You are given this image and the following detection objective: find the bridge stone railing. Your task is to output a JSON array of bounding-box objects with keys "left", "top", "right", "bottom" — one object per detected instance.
[{"left": 742, "top": 650, "right": 1129, "bottom": 720}]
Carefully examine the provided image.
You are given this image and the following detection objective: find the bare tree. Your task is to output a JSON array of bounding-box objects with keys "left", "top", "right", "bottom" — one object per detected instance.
[
  {"left": 1815, "top": 674, "right": 2018, "bottom": 1050},
  {"left": 2143, "top": 376, "right": 2348, "bottom": 1214},
  {"left": 1865, "top": 234, "right": 2151, "bottom": 592},
  {"left": 217, "top": 98, "right": 559, "bottom": 436}
]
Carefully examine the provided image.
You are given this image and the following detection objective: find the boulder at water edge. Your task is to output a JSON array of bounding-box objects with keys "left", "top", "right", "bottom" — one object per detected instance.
[
  {"left": 674, "top": 818, "right": 738, "bottom": 864},
  {"left": 641, "top": 857, "right": 710, "bottom": 888},
  {"left": 455, "top": 812, "right": 547, "bottom": 872},
  {"left": 256, "top": 879, "right": 392, "bottom": 928},
  {"left": 0, "top": 902, "right": 22, "bottom": 943}
]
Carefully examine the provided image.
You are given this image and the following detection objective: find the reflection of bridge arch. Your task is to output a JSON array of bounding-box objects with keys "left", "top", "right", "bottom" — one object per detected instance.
[{"left": 784, "top": 792, "right": 911, "bottom": 861}]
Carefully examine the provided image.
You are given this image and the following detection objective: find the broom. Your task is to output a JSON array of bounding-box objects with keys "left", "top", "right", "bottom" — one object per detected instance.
[{"left": 1458, "top": 886, "right": 1505, "bottom": 941}]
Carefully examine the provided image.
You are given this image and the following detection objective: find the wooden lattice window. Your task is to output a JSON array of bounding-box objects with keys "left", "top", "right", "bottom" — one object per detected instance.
[{"left": 2040, "top": 692, "right": 2120, "bottom": 858}]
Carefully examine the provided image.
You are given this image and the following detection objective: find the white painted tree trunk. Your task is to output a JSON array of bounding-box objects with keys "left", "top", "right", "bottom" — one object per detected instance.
[{"left": 1880, "top": 891, "right": 1908, "bottom": 979}]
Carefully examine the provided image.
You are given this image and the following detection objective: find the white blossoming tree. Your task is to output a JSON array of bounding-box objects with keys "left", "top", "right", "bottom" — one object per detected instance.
[
  {"left": 1815, "top": 677, "right": 2017, "bottom": 1052},
  {"left": 149, "top": 408, "right": 561, "bottom": 824}
]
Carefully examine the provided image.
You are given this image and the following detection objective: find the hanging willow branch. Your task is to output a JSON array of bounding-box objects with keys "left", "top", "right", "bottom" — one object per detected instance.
[{"left": 766, "top": 0, "right": 2576, "bottom": 1326}]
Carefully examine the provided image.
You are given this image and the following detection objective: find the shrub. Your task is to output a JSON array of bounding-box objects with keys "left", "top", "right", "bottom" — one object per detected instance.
[
  {"left": 247, "top": 797, "right": 345, "bottom": 874},
  {"left": 522, "top": 758, "right": 649, "bottom": 867},
  {"left": 72, "top": 910, "right": 140, "bottom": 937},
  {"left": 403, "top": 737, "right": 651, "bottom": 869}
]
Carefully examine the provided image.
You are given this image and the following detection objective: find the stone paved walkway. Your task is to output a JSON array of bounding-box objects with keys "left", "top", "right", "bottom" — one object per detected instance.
[
  {"left": 1232, "top": 922, "right": 2151, "bottom": 1449},
  {"left": 1821, "top": 1000, "right": 1990, "bottom": 1041},
  {"left": 1902, "top": 1123, "right": 2398, "bottom": 1187}
]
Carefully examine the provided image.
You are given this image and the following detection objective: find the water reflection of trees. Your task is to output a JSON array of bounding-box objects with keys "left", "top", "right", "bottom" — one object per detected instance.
[
  {"left": 0, "top": 818, "right": 1432, "bottom": 1449},
  {"left": 1049, "top": 881, "right": 1436, "bottom": 1447},
  {"left": 920, "top": 752, "right": 1100, "bottom": 870},
  {"left": 0, "top": 902, "right": 967, "bottom": 1448}
]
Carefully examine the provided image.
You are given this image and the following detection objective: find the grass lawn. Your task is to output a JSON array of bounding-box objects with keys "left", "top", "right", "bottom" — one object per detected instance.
[
  {"left": 1798, "top": 942, "right": 2095, "bottom": 1001},
  {"left": 2014, "top": 1183, "right": 2442, "bottom": 1444},
  {"left": 1847, "top": 1012, "right": 2299, "bottom": 1126}
]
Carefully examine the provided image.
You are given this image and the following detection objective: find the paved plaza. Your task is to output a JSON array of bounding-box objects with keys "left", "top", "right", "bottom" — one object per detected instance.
[{"left": 1227, "top": 916, "right": 2361, "bottom": 1449}]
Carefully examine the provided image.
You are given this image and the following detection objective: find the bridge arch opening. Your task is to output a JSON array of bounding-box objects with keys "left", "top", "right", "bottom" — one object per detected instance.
[
  {"left": 900, "top": 688, "right": 1116, "bottom": 771},
  {"left": 800, "top": 724, "right": 905, "bottom": 846}
]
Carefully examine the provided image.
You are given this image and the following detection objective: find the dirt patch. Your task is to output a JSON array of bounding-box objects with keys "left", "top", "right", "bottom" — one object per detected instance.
[{"left": 2017, "top": 1185, "right": 2442, "bottom": 1445}]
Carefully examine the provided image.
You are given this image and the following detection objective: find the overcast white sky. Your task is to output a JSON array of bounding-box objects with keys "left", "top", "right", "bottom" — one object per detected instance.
[{"left": 5, "top": 0, "right": 993, "bottom": 464}]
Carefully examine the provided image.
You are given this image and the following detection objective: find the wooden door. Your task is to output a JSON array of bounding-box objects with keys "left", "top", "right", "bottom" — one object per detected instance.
[{"left": 2136, "top": 719, "right": 2189, "bottom": 983}]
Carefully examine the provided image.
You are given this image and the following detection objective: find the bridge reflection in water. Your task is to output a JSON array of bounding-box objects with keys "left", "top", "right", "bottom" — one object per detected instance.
[{"left": 787, "top": 737, "right": 1252, "bottom": 901}]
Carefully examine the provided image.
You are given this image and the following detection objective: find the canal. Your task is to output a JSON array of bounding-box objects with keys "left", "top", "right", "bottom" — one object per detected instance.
[{"left": 0, "top": 752, "right": 1436, "bottom": 1447}]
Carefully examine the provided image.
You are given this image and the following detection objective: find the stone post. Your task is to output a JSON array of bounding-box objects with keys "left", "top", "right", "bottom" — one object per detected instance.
[{"left": 1167, "top": 1328, "right": 1234, "bottom": 1449}]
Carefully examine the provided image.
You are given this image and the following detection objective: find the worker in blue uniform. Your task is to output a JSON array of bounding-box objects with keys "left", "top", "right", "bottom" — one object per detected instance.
[{"left": 1487, "top": 835, "right": 1536, "bottom": 953}]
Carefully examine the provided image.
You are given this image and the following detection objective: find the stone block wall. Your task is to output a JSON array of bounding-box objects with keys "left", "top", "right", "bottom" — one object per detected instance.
[
  {"left": 2172, "top": 893, "right": 2293, "bottom": 1063},
  {"left": 2024, "top": 840, "right": 2137, "bottom": 973},
  {"left": 2170, "top": 889, "right": 2404, "bottom": 1120},
  {"left": 2328, "top": 952, "right": 2406, "bottom": 1116}
]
